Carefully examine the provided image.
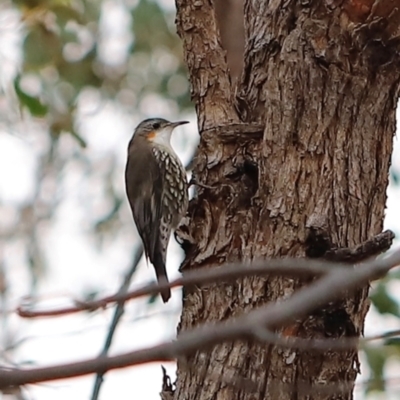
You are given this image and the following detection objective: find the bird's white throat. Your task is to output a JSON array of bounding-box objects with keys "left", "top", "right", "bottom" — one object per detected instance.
[{"left": 150, "top": 126, "right": 175, "bottom": 153}]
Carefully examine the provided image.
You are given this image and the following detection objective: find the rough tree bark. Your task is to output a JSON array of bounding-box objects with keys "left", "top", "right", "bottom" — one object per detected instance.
[
  {"left": 173, "top": 1, "right": 400, "bottom": 399},
  {"left": 214, "top": 0, "right": 244, "bottom": 82}
]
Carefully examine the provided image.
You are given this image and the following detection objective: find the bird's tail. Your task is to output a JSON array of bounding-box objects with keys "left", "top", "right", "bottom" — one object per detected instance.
[{"left": 153, "top": 251, "right": 171, "bottom": 303}]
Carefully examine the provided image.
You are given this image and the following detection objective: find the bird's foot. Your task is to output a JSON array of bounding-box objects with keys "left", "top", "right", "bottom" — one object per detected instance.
[
  {"left": 175, "top": 217, "right": 195, "bottom": 247},
  {"left": 189, "top": 177, "right": 215, "bottom": 190}
]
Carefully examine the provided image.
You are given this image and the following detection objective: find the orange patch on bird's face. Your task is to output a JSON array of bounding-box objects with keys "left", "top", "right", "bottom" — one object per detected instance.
[{"left": 146, "top": 131, "right": 156, "bottom": 140}]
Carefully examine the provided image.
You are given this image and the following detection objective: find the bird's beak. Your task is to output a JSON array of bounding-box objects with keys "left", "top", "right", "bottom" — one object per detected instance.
[{"left": 170, "top": 120, "right": 189, "bottom": 129}]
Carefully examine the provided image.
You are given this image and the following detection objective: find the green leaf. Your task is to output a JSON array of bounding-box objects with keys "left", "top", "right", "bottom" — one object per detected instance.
[
  {"left": 58, "top": 49, "right": 101, "bottom": 89},
  {"left": 70, "top": 130, "right": 87, "bottom": 148},
  {"left": 370, "top": 283, "right": 400, "bottom": 317},
  {"left": 51, "top": 4, "right": 83, "bottom": 28},
  {"left": 391, "top": 169, "right": 400, "bottom": 186},
  {"left": 132, "top": 0, "right": 175, "bottom": 51},
  {"left": 364, "top": 347, "right": 387, "bottom": 392},
  {"left": 147, "top": 292, "right": 158, "bottom": 305},
  {"left": 23, "top": 24, "right": 62, "bottom": 69},
  {"left": 14, "top": 77, "right": 48, "bottom": 117},
  {"left": 385, "top": 338, "right": 400, "bottom": 347}
]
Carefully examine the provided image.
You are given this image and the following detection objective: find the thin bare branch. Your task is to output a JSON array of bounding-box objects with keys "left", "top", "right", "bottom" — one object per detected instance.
[
  {"left": 90, "top": 245, "right": 143, "bottom": 400},
  {"left": 1, "top": 248, "right": 399, "bottom": 390},
  {"left": 16, "top": 259, "right": 349, "bottom": 319},
  {"left": 17, "top": 229, "right": 395, "bottom": 319}
]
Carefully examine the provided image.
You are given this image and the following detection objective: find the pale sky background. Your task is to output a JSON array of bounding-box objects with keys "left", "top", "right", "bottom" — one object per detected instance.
[{"left": 0, "top": 2, "right": 400, "bottom": 400}]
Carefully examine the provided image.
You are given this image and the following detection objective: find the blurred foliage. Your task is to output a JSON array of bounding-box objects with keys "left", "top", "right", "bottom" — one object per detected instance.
[
  {"left": 360, "top": 275, "right": 400, "bottom": 396},
  {"left": 14, "top": 75, "right": 48, "bottom": 116},
  {"left": 364, "top": 346, "right": 387, "bottom": 392},
  {"left": 13, "top": 0, "right": 190, "bottom": 142},
  {"left": 370, "top": 282, "right": 400, "bottom": 318},
  {"left": 390, "top": 163, "right": 399, "bottom": 186},
  {"left": 0, "top": 1, "right": 192, "bottom": 375},
  {"left": 0, "top": 0, "right": 193, "bottom": 323}
]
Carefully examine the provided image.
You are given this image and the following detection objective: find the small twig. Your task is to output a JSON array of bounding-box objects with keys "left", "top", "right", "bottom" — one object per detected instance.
[
  {"left": 325, "top": 230, "right": 395, "bottom": 263},
  {"left": 160, "top": 366, "right": 174, "bottom": 400},
  {"left": 188, "top": 177, "right": 215, "bottom": 190},
  {"left": 306, "top": 229, "right": 395, "bottom": 263},
  {"left": 90, "top": 246, "right": 143, "bottom": 400}
]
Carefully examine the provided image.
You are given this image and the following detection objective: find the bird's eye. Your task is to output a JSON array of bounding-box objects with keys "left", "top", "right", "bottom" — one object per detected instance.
[{"left": 152, "top": 122, "right": 161, "bottom": 130}]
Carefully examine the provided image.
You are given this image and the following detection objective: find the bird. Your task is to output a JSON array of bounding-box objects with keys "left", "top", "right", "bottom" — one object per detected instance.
[{"left": 125, "top": 118, "right": 189, "bottom": 303}]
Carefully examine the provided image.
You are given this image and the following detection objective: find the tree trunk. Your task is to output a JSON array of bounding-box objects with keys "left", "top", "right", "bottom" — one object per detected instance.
[{"left": 174, "top": 1, "right": 400, "bottom": 399}]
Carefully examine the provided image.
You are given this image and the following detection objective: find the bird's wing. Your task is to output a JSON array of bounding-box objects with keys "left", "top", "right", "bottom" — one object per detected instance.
[{"left": 125, "top": 140, "right": 164, "bottom": 264}]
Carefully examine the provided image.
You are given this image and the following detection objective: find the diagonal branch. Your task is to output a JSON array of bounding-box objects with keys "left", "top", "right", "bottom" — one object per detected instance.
[
  {"left": 17, "top": 249, "right": 394, "bottom": 318},
  {"left": 16, "top": 260, "right": 350, "bottom": 319},
  {"left": 2, "top": 248, "right": 399, "bottom": 390},
  {"left": 18, "top": 229, "right": 394, "bottom": 318},
  {"left": 90, "top": 245, "right": 143, "bottom": 400}
]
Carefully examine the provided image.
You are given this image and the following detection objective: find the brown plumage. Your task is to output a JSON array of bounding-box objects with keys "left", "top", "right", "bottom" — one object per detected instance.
[{"left": 125, "top": 118, "right": 189, "bottom": 303}]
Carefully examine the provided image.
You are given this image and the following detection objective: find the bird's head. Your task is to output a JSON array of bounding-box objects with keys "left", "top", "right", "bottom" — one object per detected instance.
[{"left": 134, "top": 118, "right": 189, "bottom": 147}]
